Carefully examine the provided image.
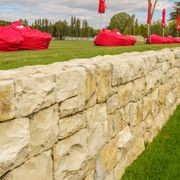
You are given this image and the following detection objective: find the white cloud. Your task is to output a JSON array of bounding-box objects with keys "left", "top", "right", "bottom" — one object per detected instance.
[{"left": 0, "top": 0, "right": 175, "bottom": 28}]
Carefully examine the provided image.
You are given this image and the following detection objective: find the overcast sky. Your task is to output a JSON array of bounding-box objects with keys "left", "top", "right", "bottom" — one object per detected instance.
[{"left": 0, "top": 0, "right": 177, "bottom": 28}]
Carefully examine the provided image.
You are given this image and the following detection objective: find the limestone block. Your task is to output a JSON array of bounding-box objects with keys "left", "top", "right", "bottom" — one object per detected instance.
[
  {"left": 145, "top": 70, "right": 163, "bottom": 93},
  {"left": 29, "top": 105, "right": 59, "bottom": 157},
  {"left": 118, "top": 82, "right": 133, "bottom": 108},
  {"left": 0, "top": 118, "right": 30, "bottom": 177},
  {"left": 59, "top": 95, "right": 85, "bottom": 118},
  {"left": 55, "top": 67, "right": 86, "bottom": 103},
  {"left": 166, "top": 91, "right": 176, "bottom": 108},
  {"left": 132, "top": 77, "right": 146, "bottom": 101},
  {"left": 158, "top": 83, "right": 171, "bottom": 108},
  {"left": 86, "top": 104, "right": 108, "bottom": 157},
  {"left": 117, "top": 126, "right": 133, "bottom": 149},
  {"left": 112, "top": 59, "right": 133, "bottom": 86},
  {"left": 15, "top": 73, "right": 55, "bottom": 117},
  {"left": 142, "top": 53, "right": 158, "bottom": 72},
  {"left": 78, "top": 160, "right": 95, "bottom": 180},
  {"left": 0, "top": 80, "right": 15, "bottom": 122},
  {"left": 107, "top": 108, "right": 126, "bottom": 139},
  {"left": 173, "top": 49, "right": 180, "bottom": 60},
  {"left": 143, "top": 96, "right": 153, "bottom": 120},
  {"left": 53, "top": 129, "right": 89, "bottom": 180},
  {"left": 131, "top": 121, "right": 145, "bottom": 139},
  {"left": 59, "top": 112, "right": 86, "bottom": 139},
  {"left": 124, "top": 102, "right": 138, "bottom": 124},
  {"left": 106, "top": 94, "right": 119, "bottom": 114},
  {"left": 82, "top": 64, "right": 97, "bottom": 107},
  {"left": 157, "top": 50, "right": 174, "bottom": 62},
  {"left": 84, "top": 171, "right": 95, "bottom": 180},
  {"left": 98, "top": 138, "right": 118, "bottom": 174},
  {"left": 96, "top": 62, "right": 112, "bottom": 103},
  {"left": 126, "top": 137, "right": 145, "bottom": 165},
  {"left": 4, "top": 151, "right": 53, "bottom": 180},
  {"left": 155, "top": 111, "right": 165, "bottom": 130},
  {"left": 127, "top": 57, "right": 146, "bottom": 79}
]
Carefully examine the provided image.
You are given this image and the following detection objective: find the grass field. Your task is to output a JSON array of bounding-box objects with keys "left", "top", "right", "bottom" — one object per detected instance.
[
  {"left": 0, "top": 41, "right": 180, "bottom": 70},
  {"left": 122, "top": 105, "right": 180, "bottom": 180}
]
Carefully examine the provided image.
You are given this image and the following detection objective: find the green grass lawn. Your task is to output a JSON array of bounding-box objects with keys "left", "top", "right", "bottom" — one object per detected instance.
[
  {"left": 122, "top": 105, "right": 180, "bottom": 180},
  {"left": 0, "top": 41, "right": 180, "bottom": 70}
]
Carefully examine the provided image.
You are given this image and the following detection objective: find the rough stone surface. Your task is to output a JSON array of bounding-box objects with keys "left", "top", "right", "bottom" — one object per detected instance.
[
  {"left": 3, "top": 151, "right": 53, "bottom": 180},
  {"left": 0, "top": 80, "right": 15, "bottom": 122},
  {"left": 15, "top": 73, "right": 55, "bottom": 117},
  {"left": 86, "top": 104, "right": 108, "bottom": 157},
  {"left": 0, "top": 48, "right": 180, "bottom": 180},
  {"left": 0, "top": 118, "right": 30, "bottom": 177},
  {"left": 59, "top": 112, "right": 86, "bottom": 139},
  {"left": 53, "top": 129, "right": 89, "bottom": 180},
  {"left": 30, "top": 105, "right": 59, "bottom": 157}
]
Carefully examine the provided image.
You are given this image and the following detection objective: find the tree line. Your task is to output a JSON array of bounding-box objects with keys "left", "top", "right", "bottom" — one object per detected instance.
[
  {"left": 0, "top": 2, "right": 179, "bottom": 38},
  {"left": 22, "top": 17, "right": 98, "bottom": 39}
]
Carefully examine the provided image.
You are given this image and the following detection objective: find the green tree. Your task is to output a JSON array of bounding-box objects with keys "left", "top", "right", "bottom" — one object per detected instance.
[
  {"left": 170, "top": 2, "right": 180, "bottom": 20},
  {"left": 108, "top": 12, "right": 133, "bottom": 34}
]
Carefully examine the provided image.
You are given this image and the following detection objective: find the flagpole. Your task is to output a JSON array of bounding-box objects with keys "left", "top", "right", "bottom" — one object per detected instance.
[
  {"left": 100, "top": 13, "right": 102, "bottom": 29},
  {"left": 163, "top": 28, "right": 165, "bottom": 37}
]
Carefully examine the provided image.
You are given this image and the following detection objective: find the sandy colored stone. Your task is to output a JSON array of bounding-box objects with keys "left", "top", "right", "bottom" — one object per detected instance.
[
  {"left": 59, "top": 95, "right": 85, "bottom": 118},
  {"left": 15, "top": 73, "right": 55, "bottom": 117},
  {"left": 55, "top": 67, "right": 86, "bottom": 103},
  {"left": 107, "top": 108, "right": 126, "bottom": 139},
  {"left": 106, "top": 94, "right": 119, "bottom": 114},
  {"left": 96, "top": 62, "right": 112, "bottom": 103},
  {"left": 124, "top": 102, "right": 138, "bottom": 124},
  {"left": 86, "top": 104, "right": 108, "bottom": 157},
  {"left": 132, "top": 77, "right": 146, "bottom": 101},
  {"left": 30, "top": 105, "right": 59, "bottom": 157},
  {"left": 59, "top": 112, "right": 86, "bottom": 139},
  {"left": 0, "top": 80, "right": 15, "bottom": 122},
  {"left": 4, "top": 151, "right": 53, "bottom": 180},
  {"left": 118, "top": 82, "right": 133, "bottom": 108},
  {"left": 53, "top": 129, "right": 89, "bottom": 180},
  {"left": 117, "top": 126, "right": 133, "bottom": 149},
  {"left": 98, "top": 138, "right": 118, "bottom": 174},
  {"left": 0, "top": 118, "right": 30, "bottom": 177}
]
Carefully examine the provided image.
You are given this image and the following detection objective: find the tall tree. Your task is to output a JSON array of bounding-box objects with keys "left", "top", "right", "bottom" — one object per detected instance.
[
  {"left": 109, "top": 12, "right": 134, "bottom": 34},
  {"left": 170, "top": 2, "right": 180, "bottom": 20}
]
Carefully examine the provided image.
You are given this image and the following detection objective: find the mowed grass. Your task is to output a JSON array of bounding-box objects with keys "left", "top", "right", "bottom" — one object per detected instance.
[
  {"left": 122, "top": 105, "right": 180, "bottom": 180},
  {"left": 0, "top": 40, "right": 180, "bottom": 70}
]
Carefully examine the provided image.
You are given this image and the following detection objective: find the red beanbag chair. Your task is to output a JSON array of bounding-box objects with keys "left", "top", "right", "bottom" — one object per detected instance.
[
  {"left": 167, "top": 36, "right": 180, "bottom": 43},
  {"left": 0, "top": 26, "right": 24, "bottom": 51},
  {"left": 10, "top": 21, "right": 52, "bottom": 50},
  {"left": 94, "top": 28, "right": 136, "bottom": 46},
  {"left": 146, "top": 34, "right": 178, "bottom": 44}
]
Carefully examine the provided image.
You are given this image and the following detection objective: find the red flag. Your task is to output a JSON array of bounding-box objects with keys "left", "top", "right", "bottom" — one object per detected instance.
[
  {"left": 147, "top": 0, "right": 152, "bottom": 24},
  {"left": 176, "top": 16, "right": 180, "bottom": 31},
  {"left": 161, "top": 8, "right": 166, "bottom": 28},
  {"left": 98, "top": 0, "right": 106, "bottom": 14}
]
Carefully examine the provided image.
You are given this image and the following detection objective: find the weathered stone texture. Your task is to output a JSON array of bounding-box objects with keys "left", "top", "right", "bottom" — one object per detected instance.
[
  {"left": 0, "top": 118, "right": 30, "bottom": 177},
  {"left": 29, "top": 105, "right": 59, "bottom": 157},
  {"left": 0, "top": 48, "right": 179, "bottom": 180},
  {"left": 3, "top": 150, "right": 53, "bottom": 180},
  {"left": 15, "top": 73, "right": 55, "bottom": 117},
  {"left": 0, "top": 80, "right": 15, "bottom": 122}
]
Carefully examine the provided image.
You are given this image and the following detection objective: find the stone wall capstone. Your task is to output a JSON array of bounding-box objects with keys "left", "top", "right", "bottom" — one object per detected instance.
[{"left": 0, "top": 48, "right": 180, "bottom": 180}]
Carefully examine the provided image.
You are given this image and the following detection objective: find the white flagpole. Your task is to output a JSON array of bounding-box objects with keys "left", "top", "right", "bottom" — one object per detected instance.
[{"left": 100, "top": 13, "right": 102, "bottom": 29}]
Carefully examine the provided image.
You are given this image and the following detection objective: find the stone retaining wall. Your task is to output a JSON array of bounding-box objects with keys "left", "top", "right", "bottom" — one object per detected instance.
[{"left": 0, "top": 48, "right": 180, "bottom": 180}]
